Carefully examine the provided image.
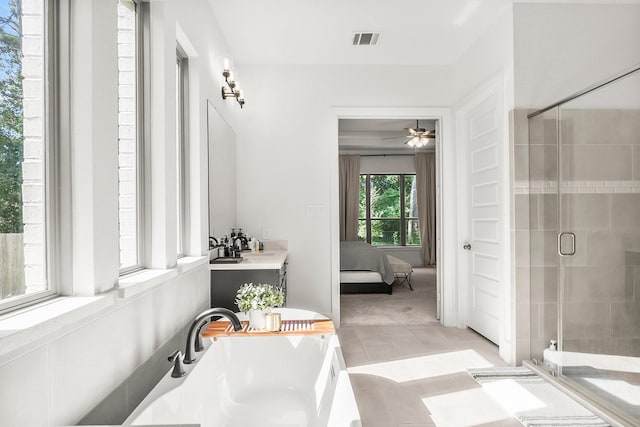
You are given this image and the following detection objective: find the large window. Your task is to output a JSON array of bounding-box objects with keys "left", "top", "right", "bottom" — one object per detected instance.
[
  {"left": 175, "top": 46, "right": 188, "bottom": 257},
  {"left": 358, "top": 174, "right": 420, "bottom": 246},
  {"left": 117, "top": 0, "right": 142, "bottom": 273},
  {"left": 0, "top": 0, "right": 54, "bottom": 311}
]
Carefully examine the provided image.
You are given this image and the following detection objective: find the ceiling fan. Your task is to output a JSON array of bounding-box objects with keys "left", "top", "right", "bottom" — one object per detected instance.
[{"left": 385, "top": 120, "right": 436, "bottom": 147}]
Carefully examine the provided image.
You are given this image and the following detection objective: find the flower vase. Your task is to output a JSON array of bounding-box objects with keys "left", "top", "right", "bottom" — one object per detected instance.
[{"left": 248, "top": 309, "right": 267, "bottom": 330}]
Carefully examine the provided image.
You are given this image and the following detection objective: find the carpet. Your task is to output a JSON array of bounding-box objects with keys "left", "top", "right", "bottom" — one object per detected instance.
[
  {"left": 340, "top": 267, "right": 438, "bottom": 325},
  {"left": 468, "top": 367, "right": 610, "bottom": 427}
]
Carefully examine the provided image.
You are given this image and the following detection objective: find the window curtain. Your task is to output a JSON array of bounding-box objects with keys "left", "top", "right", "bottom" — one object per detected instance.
[
  {"left": 415, "top": 152, "right": 436, "bottom": 266},
  {"left": 339, "top": 155, "right": 360, "bottom": 241}
]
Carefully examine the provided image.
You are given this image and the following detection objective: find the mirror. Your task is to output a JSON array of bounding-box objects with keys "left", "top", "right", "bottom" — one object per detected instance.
[{"left": 207, "top": 101, "right": 237, "bottom": 247}]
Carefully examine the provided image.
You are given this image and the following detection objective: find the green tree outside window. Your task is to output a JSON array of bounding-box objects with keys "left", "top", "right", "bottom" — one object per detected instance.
[{"left": 359, "top": 174, "right": 420, "bottom": 246}]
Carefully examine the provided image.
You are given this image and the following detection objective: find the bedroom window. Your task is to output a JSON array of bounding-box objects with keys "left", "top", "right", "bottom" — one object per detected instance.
[{"left": 358, "top": 174, "right": 420, "bottom": 246}]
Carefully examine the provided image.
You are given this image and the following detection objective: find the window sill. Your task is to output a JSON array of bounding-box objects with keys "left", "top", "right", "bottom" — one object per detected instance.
[
  {"left": 0, "top": 262, "right": 209, "bottom": 361},
  {"left": 176, "top": 255, "right": 209, "bottom": 273},
  {"left": 117, "top": 257, "right": 208, "bottom": 298},
  {"left": 117, "top": 268, "right": 178, "bottom": 299},
  {"left": 0, "top": 294, "right": 117, "bottom": 361}
]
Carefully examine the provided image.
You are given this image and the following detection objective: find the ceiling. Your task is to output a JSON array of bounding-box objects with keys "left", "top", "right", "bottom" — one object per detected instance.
[
  {"left": 208, "top": 0, "right": 513, "bottom": 65},
  {"left": 339, "top": 118, "right": 437, "bottom": 152}
]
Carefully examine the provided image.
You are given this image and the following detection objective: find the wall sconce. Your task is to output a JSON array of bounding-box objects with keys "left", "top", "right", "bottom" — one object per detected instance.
[{"left": 221, "top": 69, "right": 245, "bottom": 108}]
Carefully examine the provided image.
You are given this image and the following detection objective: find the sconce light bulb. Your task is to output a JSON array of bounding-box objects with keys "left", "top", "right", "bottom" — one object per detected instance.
[{"left": 221, "top": 65, "right": 246, "bottom": 107}]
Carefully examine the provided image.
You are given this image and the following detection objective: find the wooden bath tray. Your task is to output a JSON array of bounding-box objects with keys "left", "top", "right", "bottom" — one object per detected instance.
[{"left": 202, "top": 319, "right": 335, "bottom": 339}]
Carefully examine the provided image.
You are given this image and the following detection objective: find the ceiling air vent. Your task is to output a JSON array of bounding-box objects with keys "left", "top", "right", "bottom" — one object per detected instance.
[{"left": 352, "top": 32, "right": 380, "bottom": 46}]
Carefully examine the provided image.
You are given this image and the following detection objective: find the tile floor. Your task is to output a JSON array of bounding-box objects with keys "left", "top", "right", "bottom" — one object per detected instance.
[{"left": 336, "top": 323, "right": 522, "bottom": 427}]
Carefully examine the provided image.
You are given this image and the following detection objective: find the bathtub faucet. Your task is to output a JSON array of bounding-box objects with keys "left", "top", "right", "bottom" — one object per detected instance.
[
  {"left": 184, "top": 307, "right": 243, "bottom": 364},
  {"left": 168, "top": 349, "right": 186, "bottom": 378}
]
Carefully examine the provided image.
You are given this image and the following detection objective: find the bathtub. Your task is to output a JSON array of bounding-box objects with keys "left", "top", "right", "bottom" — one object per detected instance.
[{"left": 124, "top": 309, "right": 361, "bottom": 427}]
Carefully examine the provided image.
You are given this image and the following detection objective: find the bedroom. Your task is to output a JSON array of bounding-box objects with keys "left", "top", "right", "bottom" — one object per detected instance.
[{"left": 338, "top": 118, "right": 439, "bottom": 325}]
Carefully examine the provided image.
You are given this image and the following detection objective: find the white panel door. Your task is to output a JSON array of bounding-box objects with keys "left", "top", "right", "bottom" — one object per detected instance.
[{"left": 463, "top": 88, "right": 503, "bottom": 344}]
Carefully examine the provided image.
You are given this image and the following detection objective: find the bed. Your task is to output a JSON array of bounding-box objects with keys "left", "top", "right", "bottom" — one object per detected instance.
[{"left": 340, "top": 241, "right": 395, "bottom": 294}]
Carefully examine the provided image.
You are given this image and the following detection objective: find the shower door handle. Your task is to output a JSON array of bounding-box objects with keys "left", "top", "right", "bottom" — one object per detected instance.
[{"left": 557, "top": 232, "right": 576, "bottom": 256}]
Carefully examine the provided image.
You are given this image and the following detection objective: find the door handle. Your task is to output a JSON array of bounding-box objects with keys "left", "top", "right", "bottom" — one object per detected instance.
[
  {"left": 557, "top": 232, "right": 576, "bottom": 256},
  {"left": 463, "top": 243, "right": 472, "bottom": 251}
]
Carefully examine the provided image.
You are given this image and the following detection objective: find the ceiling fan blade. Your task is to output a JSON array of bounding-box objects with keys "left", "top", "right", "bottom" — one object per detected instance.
[{"left": 405, "top": 128, "right": 418, "bottom": 136}]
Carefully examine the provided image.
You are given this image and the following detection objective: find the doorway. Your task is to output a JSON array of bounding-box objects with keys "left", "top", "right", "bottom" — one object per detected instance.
[{"left": 331, "top": 107, "right": 453, "bottom": 328}]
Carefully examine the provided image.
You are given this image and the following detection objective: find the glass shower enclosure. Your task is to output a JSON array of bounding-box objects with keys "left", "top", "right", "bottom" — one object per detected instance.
[{"left": 528, "top": 67, "right": 640, "bottom": 424}]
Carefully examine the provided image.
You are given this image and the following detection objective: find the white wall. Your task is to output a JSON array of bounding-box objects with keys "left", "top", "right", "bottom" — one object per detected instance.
[
  {"left": 514, "top": 2, "right": 640, "bottom": 108},
  {"left": 0, "top": 0, "right": 241, "bottom": 425},
  {"left": 235, "top": 64, "right": 452, "bottom": 316},
  {"left": 451, "top": 6, "right": 515, "bottom": 363},
  {"left": 452, "top": 7, "right": 514, "bottom": 105},
  {"left": 21, "top": 0, "right": 45, "bottom": 292}
]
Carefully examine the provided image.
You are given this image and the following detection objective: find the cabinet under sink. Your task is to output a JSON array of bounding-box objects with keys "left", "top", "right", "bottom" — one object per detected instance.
[{"left": 209, "top": 249, "right": 288, "bottom": 311}]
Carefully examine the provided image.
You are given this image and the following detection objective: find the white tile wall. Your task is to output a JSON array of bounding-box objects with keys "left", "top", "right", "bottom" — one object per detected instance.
[
  {"left": 0, "top": 346, "right": 49, "bottom": 426},
  {"left": 0, "top": 267, "right": 209, "bottom": 426},
  {"left": 49, "top": 304, "right": 139, "bottom": 426}
]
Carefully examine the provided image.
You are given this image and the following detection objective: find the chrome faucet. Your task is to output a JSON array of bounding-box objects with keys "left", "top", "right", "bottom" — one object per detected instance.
[
  {"left": 184, "top": 307, "right": 243, "bottom": 364},
  {"left": 168, "top": 349, "right": 186, "bottom": 378}
]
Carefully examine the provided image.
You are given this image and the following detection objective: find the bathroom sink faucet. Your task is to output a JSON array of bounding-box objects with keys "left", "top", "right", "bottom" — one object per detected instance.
[
  {"left": 184, "top": 307, "right": 243, "bottom": 364},
  {"left": 233, "top": 235, "right": 247, "bottom": 249}
]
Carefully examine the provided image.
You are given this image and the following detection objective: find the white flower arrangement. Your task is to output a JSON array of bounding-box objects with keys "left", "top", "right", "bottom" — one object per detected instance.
[{"left": 235, "top": 283, "right": 285, "bottom": 313}]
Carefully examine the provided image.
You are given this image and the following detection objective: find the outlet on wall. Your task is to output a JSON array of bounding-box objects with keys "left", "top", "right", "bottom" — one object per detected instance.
[{"left": 262, "top": 228, "right": 272, "bottom": 239}]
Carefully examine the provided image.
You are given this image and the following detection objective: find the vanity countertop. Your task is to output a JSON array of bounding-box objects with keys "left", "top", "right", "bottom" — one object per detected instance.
[{"left": 208, "top": 249, "right": 288, "bottom": 271}]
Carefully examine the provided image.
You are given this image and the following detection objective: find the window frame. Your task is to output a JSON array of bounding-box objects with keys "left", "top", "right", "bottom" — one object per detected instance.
[
  {"left": 118, "top": 0, "right": 145, "bottom": 275},
  {"left": 175, "top": 45, "right": 189, "bottom": 258},
  {"left": 358, "top": 173, "right": 420, "bottom": 247},
  {"left": 0, "top": 0, "right": 59, "bottom": 314}
]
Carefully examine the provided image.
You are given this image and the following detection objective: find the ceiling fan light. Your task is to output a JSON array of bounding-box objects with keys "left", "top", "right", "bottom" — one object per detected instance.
[
  {"left": 406, "top": 137, "right": 419, "bottom": 147},
  {"left": 415, "top": 137, "right": 429, "bottom": 148}
]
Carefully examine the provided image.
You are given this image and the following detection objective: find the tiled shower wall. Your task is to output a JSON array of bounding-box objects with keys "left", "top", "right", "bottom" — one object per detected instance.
[{"left": 513, "top": 108, "right": 640, "bottom": 362}]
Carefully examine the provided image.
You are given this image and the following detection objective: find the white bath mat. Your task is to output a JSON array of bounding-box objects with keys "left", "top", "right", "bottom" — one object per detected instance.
[{"left": 467, "top": 367, "right": 610, "bottom": 427}]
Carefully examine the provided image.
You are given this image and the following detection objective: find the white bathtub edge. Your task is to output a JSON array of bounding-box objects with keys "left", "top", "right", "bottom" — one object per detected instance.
[{"left": 327, "top": 370, "right": 362, "bottom": 427}]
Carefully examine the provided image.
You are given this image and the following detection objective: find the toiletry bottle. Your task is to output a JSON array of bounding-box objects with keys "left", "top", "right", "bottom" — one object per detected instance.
[{"left": 223, "top": 235, "right": 230, "bottom": 257}]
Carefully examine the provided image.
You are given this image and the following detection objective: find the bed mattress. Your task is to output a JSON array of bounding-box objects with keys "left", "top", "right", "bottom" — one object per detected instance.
[{"left": 339, "top": 271, "right": 384, "bottom": 283}]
